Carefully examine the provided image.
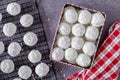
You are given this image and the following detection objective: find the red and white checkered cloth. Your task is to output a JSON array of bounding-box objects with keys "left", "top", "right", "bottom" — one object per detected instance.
[{"left": 67, "top": 21, "right": 120, "bottom": 80}]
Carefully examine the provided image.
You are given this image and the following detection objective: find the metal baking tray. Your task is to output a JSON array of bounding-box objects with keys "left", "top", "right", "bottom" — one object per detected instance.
[
  {"left": 50, "top": 3, "right": 106, "bottom": 69},
  {"left": 0, "top": 0, "right": 57, "bottom": 80}
]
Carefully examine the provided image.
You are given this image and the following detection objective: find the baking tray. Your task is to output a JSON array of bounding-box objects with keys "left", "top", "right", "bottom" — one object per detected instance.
[
  {"left": 0, "top": 0, "right": 57, "bottom": 80},
  {"left": 50, "top": 3, "right": 106, "bottom": 69}
]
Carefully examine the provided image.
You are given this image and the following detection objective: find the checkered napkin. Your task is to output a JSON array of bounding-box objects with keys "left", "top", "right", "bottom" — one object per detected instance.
[{"left": 67, "top": 21, "right": 120, "bottom": 80}]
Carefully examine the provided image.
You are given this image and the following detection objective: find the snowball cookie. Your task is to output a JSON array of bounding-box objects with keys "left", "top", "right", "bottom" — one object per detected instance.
[
  {"left": 65, "top": 6, "right": 75, "bottom": 11},
  {"left": 78, "top": 10, "right": 92, "bottom": 24},
  {"left": 8, "top": 42, "right": 21, "bottom": 57},
  {"left": 65, "top": 48, "right": 78, "bottom": 64},
  {"left": 57, "top": 36, "right": 70, "bottom": 49},
  {"left": 91, "top": 12, "right": 105, "bottom": 27},
  {"left": 56, "top": 34, "right": 61, "bottom": 40},
  {"left": 18, "top": 65, "right": 32, "bottom": 79},
  {"left": 59, "top": 22, "right": 71, "bottom": 35},
  {"left": 28, "top": 50, "right": 42, "bottom": 63},
  {"left": 0, "top": 41, "right": 5, "bottom": 54},
  {"left": 64, "top": 6, "right": 78, "bottom": 24},
  {"left": 82, "top": 42, "right": 97, "bottom": 56},
  {"left": 35, "top": 63, "right": 49, "bottom": 77},
  {"left": 1, "top": 59, "right": 14, "bottom": 73},
  {"left": 0, "top": 13, "right": 2, "bottom": 21},
  {"left": 85, "top": 26, "right": 99, "bottom": 41},
  {"left": 7, "top": 2, "right": 21, "bottom": 16},
  {"left": 51, "top": 47, "right": 64, "bottom": 61},
  {"left": 23, "top": 32, "right": 38, "bottom": 46},
  {"left": 20, "top": 14, "right": 34, "bottom": 27},
  {"left": 3, "top": 22, "right": 17, "bottom": 37},
  {"left": 72, "top": 23, "right": 85, "bottom": 36},
  {"left": 76, "top": 53, "right": 91, "bottom": 67},
  {"left": 13, "top": 78, "right": 22, "bottom": 80},
  {"left": 71, "top": 37, "right": 84, "bottom": 50}
]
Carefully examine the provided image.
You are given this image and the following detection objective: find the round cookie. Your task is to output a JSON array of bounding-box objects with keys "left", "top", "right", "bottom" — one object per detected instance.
[
  {"left": 91, "top": 12, "right": 105, "bottom": 27},
  {"left": 64, "top": 6, "right": 75, "bottom": 11},
  {"left": 8, "top": 42, "right": 21, "bottom": 57},
  {"left": 57, "top": 36, "right": 70, "bottom": 49},
  {"left": 13, "top": 78, "right": 22, "bottom": 80},
  {"left": 85, "top": 26, "right": 99, "bottom": 41},
  {"left": 1, "top": 59, "right": 14, "bottom": 73},
  {"left": 59, "top": 22, "right": 71, "bottom": 35},
  {"left": 0, "top": 13, "right": 2, "bottom": 21},
  {"left": 7, "top": 2, "right": 21, "bottom": 16},
  {"left": 72, "top": 23, "right": 85, "bottom": 37},
  {"left": 64, "top": 6, "right": 78, "bottom": 24},
  {"left": 20, "top": 14, "right": 34, "bottom": 27},
  {"left": 76, "top": 53, "right": 91, "bottom": 67},
  {"left": 65, "top": 48, "right": 78, "bottom": 64},
  {"left": 78, "top": 10, "right": 92, "bottom": 24},
  {"left": 28, "top": 50, "right": 42, "bottom": 63},
  {"left": 51, "top": 47, "right": 64, "bottom": 61},
  {"left": 0, "top": 41, "right": 5, "bottom": 54},
  {"left": 3, "top": 22, "right": 17, "bottom": 37},
  {"left": 71, "top": 37, "right": 84, "bottom": 50},
  {"left": 23, "top": 32, "right": 38, "bottom": 46},
  {"left": 18, "top": 65, "right": 32, "bottom": 79},
  {"left": 35, "top": 63, "right": 49, "bottom": 77},
  {"left": 82, "top": 42, "right": 97, "bottom": 56}
]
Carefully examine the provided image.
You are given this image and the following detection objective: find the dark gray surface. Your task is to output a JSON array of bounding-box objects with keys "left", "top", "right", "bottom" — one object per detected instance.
[{"left": 36, "top": 0, "right": 120, "bottom": 80}]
